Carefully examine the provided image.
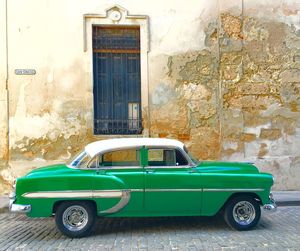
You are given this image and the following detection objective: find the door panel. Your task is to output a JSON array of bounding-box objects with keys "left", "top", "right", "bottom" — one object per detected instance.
[
  {"left": 93, "top": 148, "right": 144, "bottom": 215},
  {"left": 96, "top": 168, "right": 144, "bottom": 214},
  {"left": 145, "top": 168, "right": 202, "bottom": 214},
  {"left": 144, "top": 148, "right": 202, "bottom": 215}
]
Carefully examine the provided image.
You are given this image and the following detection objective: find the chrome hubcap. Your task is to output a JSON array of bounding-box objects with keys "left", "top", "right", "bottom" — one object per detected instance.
[
  {"left": 233, "top": 201, "right": 256, "bottom": 225},
  {"left": 62, "top": 205, "right": 88, "bottom": 231}
]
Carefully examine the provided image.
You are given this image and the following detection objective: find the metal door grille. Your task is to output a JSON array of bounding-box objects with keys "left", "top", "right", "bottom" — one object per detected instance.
[{"left": 92, "top": 26, "right": 142, "bottom": 135}]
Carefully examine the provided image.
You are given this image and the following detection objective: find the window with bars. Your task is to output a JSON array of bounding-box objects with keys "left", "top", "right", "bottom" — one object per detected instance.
[{"left": 92, "top": 26, "right": 142, "bottom": 135}]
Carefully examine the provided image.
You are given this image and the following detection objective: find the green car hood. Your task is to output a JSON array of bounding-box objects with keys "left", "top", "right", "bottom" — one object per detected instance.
[{"left": 196, "top": 161, "right": 259, "bottom": 174}]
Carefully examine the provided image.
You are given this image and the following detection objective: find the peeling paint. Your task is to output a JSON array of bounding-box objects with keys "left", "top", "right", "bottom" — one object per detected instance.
[{"left": 149, "top": 5, "right": 300, "bottom": 190}]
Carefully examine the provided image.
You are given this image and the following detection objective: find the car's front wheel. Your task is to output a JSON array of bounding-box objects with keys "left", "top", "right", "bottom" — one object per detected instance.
[
  {"left": 224, "top": 195, "right": 261, "bottom": 231},
  {"left": 55, "top": 201, "right": 96, "bottom": 238}
]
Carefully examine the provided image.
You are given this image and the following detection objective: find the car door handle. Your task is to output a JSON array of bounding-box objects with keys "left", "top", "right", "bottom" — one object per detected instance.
[{"left": 146, "top": 169, "right": 155, "bottom": 174}]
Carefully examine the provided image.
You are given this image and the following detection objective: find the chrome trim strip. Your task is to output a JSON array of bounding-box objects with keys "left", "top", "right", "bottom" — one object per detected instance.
[
  {"left": 130, "top": 189, "right": 144, "bottom": 192},
  {"left": 145, "top": 188, "right": 203, "bottom": 192},
  {"left": 22, "top": 190, "right": 133, "bottom": 214},
  {"left": 68, "top": 166, "right": 144, "bottom": 170},
  {"left": 93, "top": 191, "right": 123, "bottom": 198},
  {"left": 203, "top": 188, "right": 264, "bottom": 192},
  {"left": 145, "top": 165, "right": 192, "bottom": 169},
  {"left": 22, "top": 188, "right": 264, "bottom": 199},
  {"left": 22, "top": 190, "right": 123, "bottom": 199},
  {"left": 100, "top": 190, "right": 131, "bottom": 214}
]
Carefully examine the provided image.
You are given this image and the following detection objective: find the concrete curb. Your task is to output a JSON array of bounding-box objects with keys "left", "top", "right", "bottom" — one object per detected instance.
[
  {"left": 273, "top": 191, "right": 300, "bottom": 207},
  {"left": 276, "top": 201, "right": 300, "bottom": 206}
]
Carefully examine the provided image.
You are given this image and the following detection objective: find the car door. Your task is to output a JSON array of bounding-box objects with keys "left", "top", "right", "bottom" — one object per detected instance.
[
  {"left": 92, "top": 147, "right": 144, "bottom": 215},
  {"left": 144, "top": 147, "right": 202, "bottom": 215}
]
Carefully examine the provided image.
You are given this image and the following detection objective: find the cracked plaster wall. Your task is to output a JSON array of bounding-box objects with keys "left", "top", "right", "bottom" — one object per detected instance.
[
  {"left": 149, "top": 0, "right": 300, "bottom": 190},
  {"left": 0, "top": 0, "right": 299, "bottom": 194}
]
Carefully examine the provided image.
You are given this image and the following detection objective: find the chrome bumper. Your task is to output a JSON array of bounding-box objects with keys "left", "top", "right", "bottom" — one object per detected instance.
[
  {"left": 9, "top": 192, "right": 31, "bottom": 213},
  {"left": 263, "top": 193, "right": 277, "bottom": 213}
]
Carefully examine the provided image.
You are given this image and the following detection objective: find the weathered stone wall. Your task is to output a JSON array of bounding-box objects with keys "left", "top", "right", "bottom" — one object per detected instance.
[
  {"left": 0, "top": 0, "right": 299, "bottom": 194},
  {"left": 221, "top": 1, "right": 300, "bottom": 189},
  {"left": 149, "top": 0, "right": 300, "bottom": 190}
]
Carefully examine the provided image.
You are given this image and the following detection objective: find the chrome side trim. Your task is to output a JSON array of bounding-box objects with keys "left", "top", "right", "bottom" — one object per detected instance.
[
  {"left": 23, "top": 190, "right": 123, "bottom": 199},
  {"left": 145, "top": 189, "right": 203, "bottom": 192},
  {"left": 22, "top": 190, "right": 134, "bottom": 215},
  {"left": 203, "top": 188, "right": 264, "bottom": 192},
  {"left": 93, "top": 191, "right": 122, "bottom": 198},
  {"left": 22, "top": 188, "right": 264, "bottom": 199},
  {"left": 130, "top": 189, "right": 144, "bottom": 192},
  {"left": 100, "top": 190, "right": 131, "bottom": 214},
  {"left": 145, "top": 165, "right": 192, "bottom": 169}
]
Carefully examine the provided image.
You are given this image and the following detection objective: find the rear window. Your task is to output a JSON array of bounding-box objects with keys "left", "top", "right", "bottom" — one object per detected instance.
[{"left": 148, "top": 148, "right": 188, "bottom": 166}]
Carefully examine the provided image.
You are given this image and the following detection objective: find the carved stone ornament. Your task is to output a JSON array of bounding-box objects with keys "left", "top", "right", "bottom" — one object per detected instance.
[
  {"left": 109, "top": 10, "right": 122, "bottom": 21},
  {"left": 83, "top": 5, "right": 149, "bottom": 51}
]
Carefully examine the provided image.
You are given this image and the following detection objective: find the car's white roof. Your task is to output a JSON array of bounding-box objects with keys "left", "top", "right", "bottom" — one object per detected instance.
[{"left": 85, "top": 138, "right": 185, "bottom": 157}]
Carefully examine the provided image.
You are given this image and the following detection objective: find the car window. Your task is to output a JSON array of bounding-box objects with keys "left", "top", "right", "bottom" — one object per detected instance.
[
  {"left": 69, "top": 151, "right": 91, "bottom": 168},
  {"left": 98, "top": 149, "right": 140, "bottom": 167},
  {"left": 148, "top": 148, "right": 188, "bottom": 167},
  {"left": 87, "top": 156, "right": 98, "bottom": 169}
]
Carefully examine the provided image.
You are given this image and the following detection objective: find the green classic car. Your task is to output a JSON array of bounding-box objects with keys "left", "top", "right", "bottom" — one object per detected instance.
[{"left": 10, "top": 138, "right": 276, "bottom": 237}]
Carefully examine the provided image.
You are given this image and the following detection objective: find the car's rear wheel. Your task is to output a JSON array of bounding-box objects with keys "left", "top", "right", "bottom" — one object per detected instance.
[
  {"left": 55, "top": 201, "right": 96, "bottom": 238},
  {"left": 224, "top": 195, "right": 261, "bottom": 231}
]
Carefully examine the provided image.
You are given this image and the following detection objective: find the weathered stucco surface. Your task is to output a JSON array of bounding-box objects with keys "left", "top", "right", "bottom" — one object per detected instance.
[
  {"left": 0, "top": 0, "right": 299, "bottom": 194},
  {"left": 149, "top": 0, "right": 300, "bottom": 191}
]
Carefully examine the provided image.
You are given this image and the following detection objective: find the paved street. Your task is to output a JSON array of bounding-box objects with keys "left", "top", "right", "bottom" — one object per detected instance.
[{"left": 0, "top": 207, "right": 299, "bottom": 251}]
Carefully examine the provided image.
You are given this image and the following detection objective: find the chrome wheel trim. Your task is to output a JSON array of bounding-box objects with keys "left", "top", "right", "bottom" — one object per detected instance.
[
  {"left": 62, "top": 205, "right": 88, "bottom": 231},
  {"left": 232, "top": 201, "right": 256, "bottom": 226}
]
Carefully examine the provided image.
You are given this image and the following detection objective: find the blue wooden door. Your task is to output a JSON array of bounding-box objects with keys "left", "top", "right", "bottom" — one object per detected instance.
[{"left": 92, "top": 26, "right": 142, "bottom": 134}]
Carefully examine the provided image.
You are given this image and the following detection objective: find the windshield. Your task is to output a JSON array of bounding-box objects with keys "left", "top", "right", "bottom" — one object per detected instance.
[
  {"left": 68, "top": 151, "right": 91, "bottom": 168},
  {"left": 184, "top": 146, "right": 200, "bottom": 165}
]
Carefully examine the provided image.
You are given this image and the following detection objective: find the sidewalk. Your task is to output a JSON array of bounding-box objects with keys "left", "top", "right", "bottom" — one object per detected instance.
[
  {"left": 0, "top": 196, "right": 9, "bottom": 213},
  {"left": 273, "top": 191, "right": 300, "bottom": 206},
  {"left": 0, "top": 191, "right": 299, "bottom": 213}
]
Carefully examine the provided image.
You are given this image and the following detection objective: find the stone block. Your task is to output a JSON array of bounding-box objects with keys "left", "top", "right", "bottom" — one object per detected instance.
[
  {"left": 280, "top": 69, "right": 300, "bottom": 82},
  {"left": 189, "top": 127, "right": 220, "bottom": 160},
  {"left": 240, "top": 133, "right": 256, "bottom": 142},
  {"left": 259, "top": 128, "right": 281, "bottom": 140},
  {"left": 177, "top": 133, "right": 190, "bottom": 141},
  {"left": 221, "top": 65, "right": 240, "bottom": 80},
  {"left": 236, "top": 82, "right": 270, "bottom": 95},
  {"left": 158, "top": 133, "right": 168, "bottom": 138},
  {"left": 220, "top": 52, "right": 242, "bottom": 65},
  {"left": 293, "top": 55, "right": 300, "bottom": 62},
  {"left": 220, "top": 13, "right": 242, "bottom": 39}
]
